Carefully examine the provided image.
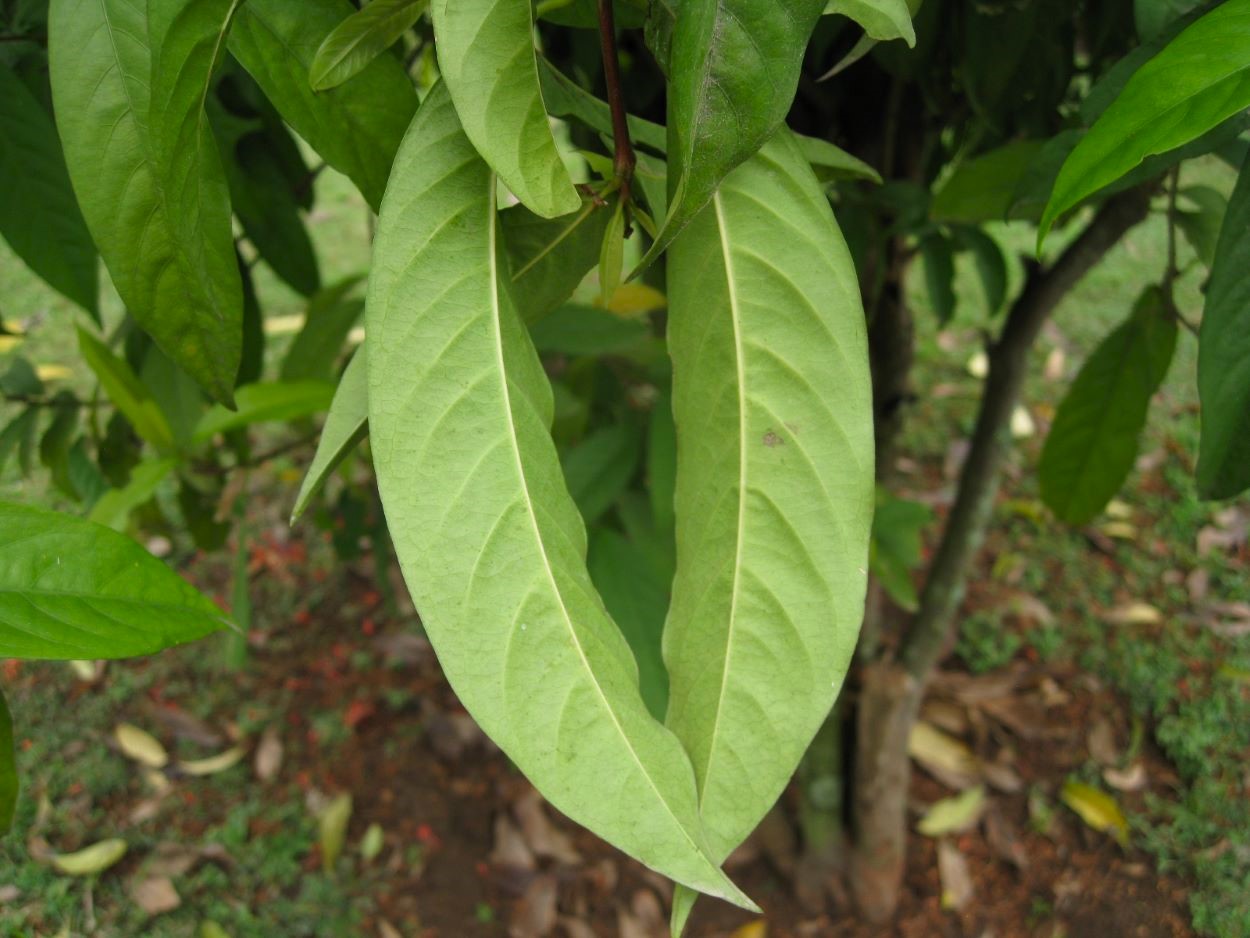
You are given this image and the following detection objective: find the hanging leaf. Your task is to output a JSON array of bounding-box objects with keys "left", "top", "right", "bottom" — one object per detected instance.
[
  {"left": 310, "top": 0, "right": 427, "bottom": 91},
  {"left": 1175, "top": 185, "right": 1227, "bottom": 268},
  {"left": 663, "top": 128, "right": 873, "bottom": 931},
  {"left": 1040, "top": 287, "right": 1176, "bottom": 525},
  {"left": 0, "top": 63, "right": 98, "bottom": 318},
  {"left": 49, "top": 0, "right": 243, "bottom": 403},
  {"left": 503, "top": 199, "right": 613, "bottom": 324},
  {"left": 366, "top": 83, "right": 753, "bottom": 910},
  {"left": 931, "top": 141, "right": 1043, "bottom": 224},
  {"left": 645, "top": 0, "right": 827, "bottom": 267},
  {"left": 77, "top": 328, "right": 177, "bottom": 454},
  {"left": 824, "top": 0, "right": 915, "bottom": 45},
  {"left": 1039, "top": 0, "right": 1250, "bottom": 248},
  {"left": 1198, "top": 152, "right": 1250, "bottom": 498},
  {"left": 0, "top": 501, "right": 229, "bottom": 660},
  {"left": 228, "top": 0, "right": 418, "bottom": 210},
  {"left": 429, "top": 0, "right": 579, "bottom": 218},
  {"left": 952, "top": 227, "right": 1008, "bottom": 317},
  {"left": 528, "top": 305, "right": 649, "bottom": 357},
  {"left": 292, "top": 350, "right": 368, "bottom": 522}
]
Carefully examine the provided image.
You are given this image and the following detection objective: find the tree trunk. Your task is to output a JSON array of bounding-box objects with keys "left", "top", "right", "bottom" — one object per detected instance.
[{"left": 849, "top": 188, "right": 1153, "bottom": 922}]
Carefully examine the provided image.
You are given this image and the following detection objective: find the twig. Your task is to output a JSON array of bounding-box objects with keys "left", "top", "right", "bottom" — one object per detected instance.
[{"left": 597, "top": 0, "right": 635, "bottom": 207}]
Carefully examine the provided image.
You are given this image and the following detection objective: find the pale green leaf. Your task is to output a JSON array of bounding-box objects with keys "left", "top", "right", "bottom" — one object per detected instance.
[
  {"left": 228, "top": 0, "right": 418, "bottom": 210},
  {"left": 598, "top": 199, "right": 626, "bottom": 307},
  {"left": 52, "top": 838, "right": 128, "bottom": 876},
  {"left": 0, "top": 500, "right": 229, "bottom": 659},
  {"left": 192, "top": 381, "right": 335, "bottom": 444},
  {"left": 77, "top": 328, "right": 176, "bottom": 454},
  {"left": 1039, "top": 0, "right": 1250, "bottom": 248},
  {"left": 663, "top": 127, "right": 873, "bottom": 912},
  {"left": 0, "top": 64, "right": 98, "bottom": 318},
  {"left": 366, "top": 83, "right": 754, "bottom": 909},
  {"left": 310, "top": 0, "right": 426, "bottom": 91},
  {"left": 1040, "top": 287, "right": 1176, "bottom": 525},
  {"left": 430, "top": 0, "right": 579, "bottom": 218},
  {"left": 1198, "top": 152, "right": 1250, "bottom": 498},
  {"left": 88, "top": 458, "right": 178, "bottom": 531},
  {"left": 917, "top": 785, "right": 986, "bottom": 837},
  {"left": 292, "top": 350, "right": 368, "bottom": 521},
  {"left": 824, "top": 0, "right": 915, "bottom": 45},
  {"left": 49, "top": 0, "right": 242, "bottom": 403},
  {"left": 645, "top": 0, "right": 827, "bottom": 268}
]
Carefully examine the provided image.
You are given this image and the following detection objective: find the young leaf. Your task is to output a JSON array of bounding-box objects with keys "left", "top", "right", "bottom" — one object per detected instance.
[
  {"left": 1198, "top": 152, "right": 1250, "bottom": 498},
  {"left": 430, "top": 0, "right": 579, "bottom": 218},
  {"left": 598, "top": 199, "right": 626, "bottom": 307},
  {"left": 310, "top": 0, "right": 426, "bottom": 91},
  {"left": 663, "top": 127, "right": 873, "bottom": 898},
  {"left": 0, "top": 501, "right": 229, "bottom": 659},
  {"left": 228, "top": 0, "right": 418, "bottom": 210},
  {"left": 0, "top": 688, "right": 16, "bottom": 835},
  {"left": 1040, "top": 287, "right": 1176, "bottom": 525},
  {"left": 292, "top": 349, "right": 368, "bottom": 522},
  {"left": 793, "top": 134, "right": 882, "bottom": 185},
  {"left": 0, "top": 64, "right": 98, "bottom": 318},
  {"left": 49, "top": 0, "right": 242, "bottom": 403},
  {"left": 366, "top": 83, "right": 755, "bottom": 909},
  {"left": 648, "top": 0, "right": 827, "bottom": 266},
  {"left": 77, "top": 328, "right": 177, "bottom": 455},
  {"left": 1039, "top": 0, "right": 1250, "bottom": 248}
]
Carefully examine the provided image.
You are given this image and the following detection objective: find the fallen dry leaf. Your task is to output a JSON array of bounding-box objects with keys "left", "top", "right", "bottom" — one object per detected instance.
[
  {"left": 1087, "top": 718, "right": 1118, "bottom": 766},
  {"left": 1104, "top": 602, "right": 1162, "bottom": 626},
  {"left": 509, "top": 873, "right": 558, "bottom": 938},
  {"left": 1104, "top": 762, "right": 1148, "bottom": 792},
  {"left": 1060, "top": 779, "right": 1128, "bottom": 845},
  {"left": 937, "top": 840, "right": 974, "bottom": 911},
  {"left": 178, "top": 746, "right": 245, "bottom": 777},
  {"left": 558, "top": 917, "right": 597, "bottom": 938},
  {"left": 52, "top": 838, "right": 128, "bottom": 876},
  {"left": 317, "top": 793, "right": 353, "bottom": 874},
  {"left": 617, "top": 890, "right": 665, "bottom": 938},
  {"left": 147, "top": 706, "right": 222, "bottom": 748},
  {"left": 490, "top": 814, "right": 535, "bottom": 871},
  {"left": 378, "top": 921, "right": 404, "bottom": 938},
  {"left": 909, "top": 721, "right": 979, "bottom": 789},
  {"left": 917, "top": 785, "right": 986, "bottom": 837},
  {"left": 114, "top": 724, "right": 169, "bottom": 769},
  {"left": 1043, "top": 346, "right": 1066, "bottom": 381},
  {"left": 984, "top": 804, "right": 1028, "bottom": 870},
  {"left": 254, "top": 727, "right": 283, "bottom": 782},
  {"left": 130, "top": 876, "right": 180, "bottom": 916},
  {"left": 514, "top": 790, "right": 581, "bottom": 865}
]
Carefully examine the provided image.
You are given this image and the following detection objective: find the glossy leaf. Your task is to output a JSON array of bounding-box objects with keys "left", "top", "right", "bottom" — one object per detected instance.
[
  {"left": 0, "top": 689, "right": 14, "bottom": 834},
  {"left": 192, "top": 381, "right": 335, "bottom": 444},
  {"left": 228, "top": 0, "right": 418, "bottom": 210},
  {"left": 1040, "top": 288, "right": 1176, "bottom": 525},
  {"left": 0, "top": 500, "right": 229, "bottom": 659},
  {"left": 292, "top": 349, "right": 368, "bottom": 521},
  {"left": 430, "top": 0, "right": 579, "bottom": 218},
  {"left": 49, "top": 0, "right": 242, "bottom": 403},
  {"left": 366, "top": 83, "right": 753, "bottom": 908},
  {"left": 77, "top": 328, "right": 176, "bottom": 455},
  {"left": 310, "top": 0, "right": 426, "bottom": 91},
  {"left": 0, "top": 63, "right": 98, "bottom": 317},
  {"left": 1039, "top": 0, "right": 1250, "bottom": 248},
  {"left": 1198, "top": 152, "right": 1250, "bottom": 498},
  {"left": 664, "top": 128, "right": 873, "bottom": 885},
  {"left": 651, "top": 0, "right": 827, "bottom": 266}
]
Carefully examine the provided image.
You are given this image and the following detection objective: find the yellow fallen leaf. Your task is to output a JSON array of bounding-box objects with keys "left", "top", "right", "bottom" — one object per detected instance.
[
  {"left": 730, "top": 921, "right": 767, "bottom": 938},
  {"left": 917, "top": 785, "right": 986, "bottom": 837},
  {"left": 605, "top": 282, "right": 666, "bottom": 317},
  {"left": 52, "top": 838, "right": 128, "bottom": 876},
  {"left": 1060, "top": 779, "right": 1128, "bottom": 845},
  {"left": 68, "top": 660, "right": 96, "bottom": 681},
  {"left": 178, "top": 746, "right": 245, "bottom": 777},
  {"left": 908, "top": 721, "right": 979, "bottom": 786},
  {"left": 937, "top": 839, "right": 974, "bottom": 910},
  {"left": 1100, "top": 521, "right": 1138, "bottom": 540},
  {"left": 318, "top": 793, "right": 353, "bottom": 874},
  {"left": 1105, "top": 602, "right": 1161, "bottom": 626},
  {"left": 1105, "top": 499, "right": 1134, "bottom": 520},
  {"left": 115, "top": 723, "right": 169, "bottom": 768},
  {"left": 199, "top": 923, "right": 232, "bottom": 938}
]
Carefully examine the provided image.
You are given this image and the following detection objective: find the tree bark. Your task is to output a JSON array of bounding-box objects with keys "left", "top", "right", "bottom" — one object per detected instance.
[{"left": 849, "top": 188, "right": 1153, "bottom": 921}]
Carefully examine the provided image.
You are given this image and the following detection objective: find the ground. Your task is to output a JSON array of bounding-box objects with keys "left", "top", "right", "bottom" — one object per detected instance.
[{"left": 1, "top": 156, "right": 1248, "bottom": 937}]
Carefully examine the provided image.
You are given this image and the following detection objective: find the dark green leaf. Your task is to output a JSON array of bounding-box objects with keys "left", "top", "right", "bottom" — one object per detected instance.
[
  {"left": 920, "top": 234, "right": 955, "bottom": 324},
  {"left": 538, "top": 59, "right": 667, "bottom": 155},
  {"left": 1198, "top": 151, "right": 1250, "bottom": 497},
  {"left": 561, "top": 423, "right": 641, "bottom": 526},
  {"left": 647, "top": 0, "right": 826, "bottom": 266},
  {"left": 824, "top": 0, "right": 915, "bottom": 44},
  {"left": 1135, "top": 0, "right": 1202, "bottom": 40},
  {"left": 38, "top": 391, "right": 78, "bottom": 498},
  {"left": 528, "top": 305, "right": 650, "bottom": 356},
  {"left": 0, "top": 358, "right": 43, "bottom": 398},
  {"left": 502, "top": 199, "right": 612, "bottom": 324},
  {"left": 280, "top": 278, "right": 365, "bottom": 382},
  {"left": 177, "top": 475, "right": 230, "bottom": 551},
  {"left": 292, "top": 349, "right": 367, "bottom": 521},
  {"left": 0, "top": 500, "right": 229, "bottom": 658},
  {"left": 0, "top": 688, "right": 16, "bottom": 835},
  {"left": 228, "top": 0, "right": 418, "bottom": 210},
  {"left": 1175, "top": 185, "right": 1227, "bottom": 268},
  {"left": 953, "top": 226, "right": 1008, "bottom": 316},
  {"left": 932, "top": 141, "right": 1043, "bottom": 224},
  {"left": 647, "top": 395, "right": 676, "bottom": 535},
  {"left": 1040, "top": 0, "right": 1250, "bottom": 248},
  {"left": 588, "top": 528, "right": 670, "bottom": 721},
  {"left": 310, "top": 0, "right": 425, "bottom": 91},
  {"left": 50, "top": 0, "right": 242, "bottom": 403},
  {"left": 0, "top": 410, "right": 39, "bottom": 479},
  {"left": 1040, "top": 287, "right": 1177, "bottom": 524},
  {"left": 0, "top": 63, "right": 97, "bottom": 317}
]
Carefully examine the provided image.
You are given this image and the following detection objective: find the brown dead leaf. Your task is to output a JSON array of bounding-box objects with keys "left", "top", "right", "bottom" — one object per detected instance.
[
  {"left": 618, "top": 890, "right": 665, "bottom": 938},
  {"left": 920, "top": 700, "right": 968, "bottom": 736},
  {"left": 129, "top": 877, "right": 180, "bottom": 916},
  {"left": 1087, "top": 718, "right": 1118, "bottom": 766},
  {"left": 984, "top": 804, "right": 1028, "bottom": 870},
  {"left": 981, "top": 757, "right": 1024, "bottom": 794},
  {"left": 1104, "top": 602, "right": 1162, "bottom": 626},
  {"left": 491, "top": 814, "right": 536, "bottom": 871},
  {"left": 937, "top": 840, "right": 973, "bottom": 911},
  {"left": 509, "top": 873, "right": 558, "bottom": 938},
  {"left": 114, "top": 724, "right": 169, "bottom": 769},
  {"left": 373, "top": 633, "right": 431, "bottom": 666},
  {"left": 1043, "top": 346, "right": 1066, "bottom": 381},
  {"left": 514, "top": 790, "right": 581, "bottom": 865},
  {"left": 1104, "top": 762, "right": 1148, "bottom": 792},
  {"left": 425, "top": 705, "right": 485, "bottom": 761},
  {"left": 1187, "top": 568, "right": 1210, "bottom": 603},
  {"left": 979, "top": 695, "right": 1046, "bottom": 741},
  {"left": 558, "top": 918, "right": 597, "bottom": 938},
  {"left": 254, "top": 726, "right": 283, "bottom": 782},
  {"left": 146, "top": 706, "right": 221, "bottom": 748},
  {"left": 378, "top": 921, "right": 404, "bottom": 938},
  {"left": 909, "top": 721, "right": 979, "bottom": 789}
]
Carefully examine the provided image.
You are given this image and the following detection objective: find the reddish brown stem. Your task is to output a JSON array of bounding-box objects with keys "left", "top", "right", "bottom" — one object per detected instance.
[{"left": 597, "top": 0, "right": 635, "bottom": 205}]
